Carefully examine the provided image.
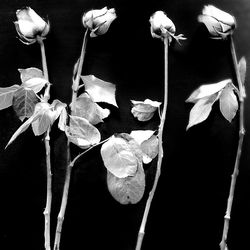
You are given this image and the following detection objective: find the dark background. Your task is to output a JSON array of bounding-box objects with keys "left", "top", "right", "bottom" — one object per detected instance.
[{"left": 0, "top": 0, "right": 250, "bottom": 249}]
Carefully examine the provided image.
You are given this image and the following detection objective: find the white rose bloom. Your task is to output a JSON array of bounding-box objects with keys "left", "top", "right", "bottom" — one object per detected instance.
[
  {"left": 15, "top": 7, "right": 50, "bottom": 45},
  {"left": 82, "top": 7, "right": 117, "bottom": 37},
  {"left": 198, "top": 5, "right": 236, "bottom": 39},
  {"left": 149, "top": 11, "right": 176, "bottom": 39}
]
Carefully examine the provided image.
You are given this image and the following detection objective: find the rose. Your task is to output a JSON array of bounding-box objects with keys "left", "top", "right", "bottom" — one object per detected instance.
[
  {"left": 149, "top": 11, "right": 186, "bottom": 43},
  {"left": 149, "top": 11, "right": 176, "bottom": 40},
  {"left": 198, "top": 5, "right": 236, "bottom": 39},
  {"left": 15, "top": 7, "right": 50, "bottom": 45},
  {"left": 82, "top": 7, "right": 117, "bottom": 37}
]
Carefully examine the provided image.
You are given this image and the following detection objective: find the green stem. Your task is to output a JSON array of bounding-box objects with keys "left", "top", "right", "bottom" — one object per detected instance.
[
  {"left": 37, "top": 36, "right": 52, "bottom": 250},
  {"left": 135, "top": 37, "right": 169, "bottom": 250},
  {"left": 219, "top": 35, "right": 246, "bottom": 250},
  {"left": 53, "top": 29, "right": 89, "bottom": 250}
]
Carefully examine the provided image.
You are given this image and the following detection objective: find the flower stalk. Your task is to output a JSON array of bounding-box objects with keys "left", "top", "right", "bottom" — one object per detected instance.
[
  {"left": 37, "top": 35, "right": 52, "bottom": 250},
  {"left": 135, "top": 37, "right": 169, "bottom": 250},
  {"left": 53, "top": 28, "right": 89, "bottom": 250},
  {"left": 219, "top": 35, "right": 246, "bottom": 250}
]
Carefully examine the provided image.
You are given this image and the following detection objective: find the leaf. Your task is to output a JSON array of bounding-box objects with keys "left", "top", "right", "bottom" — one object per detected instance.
[
  {"left": 66, "top": 115, "right": 101, "bottom": 149},
  {"left": 186, "top": 79, "right": 231, "bottom": 103},
  {"left": 141, "top": 135, "right": 159, "bottom": 164},
  {"left": 106, "top": 162, "right": 145, "bottom": 204},
  {"left": 19, "top": 68, "right": 48, "bottom": 93},
  {"left": 21, "top": 78, "right": 48, "bottom": 93},
  {"left": 131, "top": 99, "right": 161, "bottom": 121},
  {"left": 219, "top": 84, "right": 238, "bottom": 122},
  {"left": 50, "top": 99, "right": 67, "bottom": 124},
  {"left": 12, "top": 87, "right": 39, "bottom": 121},
  {"left": 238, "top": 57, "right": 247, "bottom": 85},
  {"left": 19, "top": 67, "right": 44, "bottom": 82},
  {"left": 186, "top": 93, "right": 219, "bottom": 130},
  {"left": 31, "top": 100, "right": 67, "bottom": 136},
  {"left": 0, "top": 85, "right": 20, "bottom": 110},
  {"left": 81, "top": 75, "right": 118, "bottom": 107},
  {"left": 73, "top": 93, "right": 110, "bottom": 125},
  {"left": 58, "top": 107, "right": 68, "bottom": 131},
  {"left": 101, "top": 135, "right": 142, "bottom": 178},
  {"left": 6, "top": 110, "right": 41, "bottom": 148},
  {"left": 31, "top": 103, "right": 51, "bottom": 136},
  {"left": 130, "top": 130, "right": 158, "bottom": 164},
  {"left": 130, "top": 130, "right": 155, "bottom": 145}
]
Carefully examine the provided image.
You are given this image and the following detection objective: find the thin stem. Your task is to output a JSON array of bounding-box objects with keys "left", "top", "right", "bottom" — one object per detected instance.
[
  {"left": 53, "top": 29, "right": 89, "bottom": 250},
  {"left": 219, "top": 35, "right": 246, "bottom": 250},
  {"left": 44, "top": 128, "right": 52, "bottom": 250},
  {"left": 37, "top": 36, "right": 52, "bottom": 250},
  {"left": 135, "top": 37, "right": 169, "bottom": 250}
]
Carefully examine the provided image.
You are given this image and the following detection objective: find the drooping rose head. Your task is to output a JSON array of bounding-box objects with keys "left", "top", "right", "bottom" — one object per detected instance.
[
  {"left": 15, "top": 7, "right": 50, "bottom": 45},
  {"left": 82, "top": 7, "right": 117, "bottom": 37},
  {"left": 198, "top": 5, "right": 236, "bottom": 39},
  {"left": 149, "top": 11, "right": 176, "bottom": 40}
]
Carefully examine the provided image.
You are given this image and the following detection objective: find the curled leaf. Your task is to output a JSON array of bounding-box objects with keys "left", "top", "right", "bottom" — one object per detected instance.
[
  {"left": 66, "top": 115, "right": 101, "bottom": 149},
  {"left": 81, "top": 75, "right": 118, "bottom": 107},
  {"left": 186, "top": 79, "right": 231, "bottom": 103},
  {"left": 131, "top": 99, "right": 161, "bottom": 121},
  {"left": 187, "top": 92, "right": 219, "bottom": 130},
  {"left": 101, "top": 134, "right": 142, "bottom": 178},
  {"left": 238, "top": 57, "right": 247, "bottom": 85},
  {"left": 19, "top": 67, "right": 47, "bottom": 93},
  {"left": 130, "top": 130, "right": 159, "bottom": 163},
  {"left": 31, "top": 103, "right": 51, "bottom": 136},
  {"left": 19, "top": 67, "right": 44, "bottom": 82},
  {"left": 58, "top": 107, "right": 68, "bottom": 131},
  {"left": 0, "top": 85, "right": 20, "bottom": 110},
  {"left": 219, "top": 84, "right": 238, "bottom": 122},
  {"left": 106, "top": 162, "right": 145, "bottom": 204},
  {"left": 12, "top": 86, "right": 39, "bottom": 121},
  {"left": 73, "top": 93, "right": 110, "bottom": 125}
]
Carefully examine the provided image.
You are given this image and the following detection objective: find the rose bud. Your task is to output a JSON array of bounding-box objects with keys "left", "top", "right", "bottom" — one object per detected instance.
[
  {"left": 14, "top": 7, "right": 50, "bottom": 45},
  {"left": 150, "top": 11, "right": 175, "bottom": 39},
  {"left": 82, "top": 7, "right": 117, "bottom": 37},
  {"left": 149, "top": 11, "right": 186, "bottom": 43},
  {"left": 198, "top": 5, "right": 236, "bottom": 39}
]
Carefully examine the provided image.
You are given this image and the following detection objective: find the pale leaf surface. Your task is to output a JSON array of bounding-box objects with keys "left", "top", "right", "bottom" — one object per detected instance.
[
  {"left": 66, "top": 115, "right": 101, "bottom": 149},
  {"left": 19, "top": 67, "right": 47, "bottom": 93},
  {"left": 58, "top": 107, "right": 68, "bottom": 131},
  {"left": 81, "top": 75, "right": 118, "bottom": 107},
  {"left": 21, "top": 77, "right": 48, "bottom": 93},
  {"left": 12, "top": 87, "right": 39, "bottom": 121},
  {"left": 141, "top": 135, "right": 159, "bottom": 164},
  {"left": 130, "top": 130, "right": 158, "bottom": 163},
  {"left": 238, "top": 57, "right": 247, "bottom": 85},
  {"left": 101, "top": 135, "right": 141, "bottom": 178},
  {"left": 31, "top": 103, "right": 51, "bottom": 136},
  {"left": 187, "top": 93, "right": 219, "bottom": 130},
  {"left": 19, "top": 67, "right": 44, "bottom": 82},
  {"left": 0, "top": 85, "right": 20, "bottom": 110},
  {"left": 186, "top": 79, "right": 231, "bottom": 103},
  {"left": 130, "top": 130, "right": 155, "bottom": 145},
  {"left": 106, "top": 162, "right": 145, "bottom": 204},
  {"left": 219, "top": 84, "right": 238, "bottom": 122},
  {"left": 74, "top": 93, "right": 110, "bottom": 125},
  {"left": 50, "top": 99, "right": 67, "bottom": 124},
  {"left": 131, "top": 99, "right": 161, "bottom": 121}
]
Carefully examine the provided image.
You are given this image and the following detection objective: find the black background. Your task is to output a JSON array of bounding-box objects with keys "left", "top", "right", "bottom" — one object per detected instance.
[{"left": 0, "top": 0, "right": 250, "bottom": 250}]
